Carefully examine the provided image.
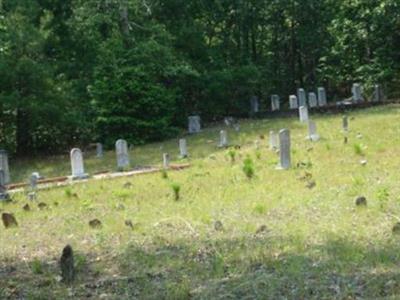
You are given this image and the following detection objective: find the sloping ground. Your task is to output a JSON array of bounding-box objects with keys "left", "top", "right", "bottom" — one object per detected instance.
[{"left": 2, "top": 105, "right": 400, "bottom": 299}]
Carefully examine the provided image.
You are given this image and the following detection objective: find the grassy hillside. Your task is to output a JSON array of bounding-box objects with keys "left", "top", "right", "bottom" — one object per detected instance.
[{"left": 2, "top": 105, "right": 400, "bottom": 299}]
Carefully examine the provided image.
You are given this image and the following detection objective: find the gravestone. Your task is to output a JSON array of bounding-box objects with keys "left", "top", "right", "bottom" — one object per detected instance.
[
  {"left": 70, "top": 148, "right": 88, "bottom": 180},
  {"left": 96, "top": 143, "right": 103, "bottom": 158},
  {"left": 289, "top": 95, "right": 298, "bottom": 109},
  {"left": 277, "top": 129, "right": 291, "bottom": 170},
  {"left": 373, "top": 84, "right": 384, "bottom": 102},
  {"left": 250, "top": 96, "right": 260, "bottom": 114},
  {"left": 179, "top": 139, "right": 188, "bottom": 158},
  {"left": 188, "top": 116, "right": 201, "bottom": 134},
  {"left": 0, "top": 150, "right": 10, "bottom": 184},
  {"left": 163, "top": 153, "right": 170, "bottom": 169},
  {"left": 352, "top": 83, "right": 364, "bottom": 102},
  {"left": 115, "top": 139, "right": 130, "bottom": 171},
  {"left": 224, "top": 117, "right": 235, "bottom": 126},
  {"left": 307, "top": 120, "right": 320, "bottom": 141},
  {"left": 318, "top": 87, "right": 327, "bottom": 106},
  {"left": 271, "top": 95, "right": 280, "bottom": 111},
  {"left": 299, "top": 106, "right": 309, "bottom": 123},
  {"left": 342, "top": 116, "right": 349, "bottom": 131},
  {"left": 30, "top": 172, "right": 40, "bottom": 190},
  {"left": 218, "top": 130, "right": 228, "bottom": 148},
  {"left": 297, "top": 88, "right": 307, "bottom": 107},
  {"left": 308, "top": 92, "right": 318, "bottom": 108},
  {"left": 0, "top": 170, "right": 9, "bottom": 200},
  {"left": 269, "top": 131, "right": 279, "bottom": 150}
]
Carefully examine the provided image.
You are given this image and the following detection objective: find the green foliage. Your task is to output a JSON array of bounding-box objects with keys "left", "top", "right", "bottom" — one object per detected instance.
[
  {"left": 353, "top": 143, "right": 364, "bottom": 156},
  {"left": 30, "top": 259, "right": 43, "bottom": 274},
  {"left": 171, "top": 182, "right": 181, "bottom": 201},
  {"left": 227, "top": 149, "right": 236, "bottom": 163},
  {"left": 243, "top": 156, "right": 255, "bottom": 179}
]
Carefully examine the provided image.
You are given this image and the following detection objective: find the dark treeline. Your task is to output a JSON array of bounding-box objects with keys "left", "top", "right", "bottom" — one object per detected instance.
[{"left": 1, "top": 0, "right": 399, "bottom": 155}]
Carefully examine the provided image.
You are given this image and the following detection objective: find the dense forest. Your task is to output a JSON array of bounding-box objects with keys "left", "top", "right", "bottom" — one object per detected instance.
[{"left": 0, "top": 0, "right": 399, "bottom": 155}]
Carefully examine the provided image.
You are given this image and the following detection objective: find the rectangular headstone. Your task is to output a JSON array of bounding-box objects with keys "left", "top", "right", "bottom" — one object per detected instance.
[
  {"left": 250, "top": 96, "right": 260, "bottom": 114},
  {"left": 308, "top": 92, "right": 318, "bottom": 108},
  {"left": 0, "top": 170, "right": 9, "bottom": 200},
  {"left": 317, "top": 87, "right": 327, "bottom": 106},
  {"left": 116, "top": 139, "right": 130, "bottom": 171},
  {"left": 163, "top": 153, "right": 170, "bottom": 169},
  {"left": 289, "top": 95, "right": 298, "bottom": 109},
  {"left": 0, "top": 150, "right": 10, "bottom": 184},
  {"left": 299, "top": 106, "right": 309, "bottom": 123},
  {"left": 342, "top": 116, "right": 349, "bottom": 132},
  {"left": 271, "top": 95, "right": 280, "bottom": 111},
  {"left": 96, "top": 143, "right": 103, "bottom": 158},
  {"left": 297, "top": 88, "right": 307, "bottom": 107},
  {"left": 70, "top": 148, "right": 88, "bottom": 180},
  {"left": 269, "top": 130, "right": 279, "bottom": 150},
  {"left": 307, "top": 120, "right": 320, "bottom": 141},
  {"left": 179, "top": 139, "right": 188, "bottom": 158},
  {"left": 30, "top": 172, "right": 40, "bottom": 190},
  {"left": 352, "top": 83, "right": 364, "bottom": 102},
  {"left": 277, "top": 129, "right": 291, "bottom": 170},
  {"left": 373, "top": 84, "right": 384, "bottom": 102},
  {"left": 218, "top": 130, "right": 228, "bottom": 148},
  {"left": 188, "top": 116, "right": 201, "bottom": 134}
]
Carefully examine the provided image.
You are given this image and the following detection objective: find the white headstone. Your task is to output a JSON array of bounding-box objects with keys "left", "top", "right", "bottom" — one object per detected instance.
[
  {"left": 250, "top": 96, "right": 260, "bottom": 113},
  {"left": 179, "top": 139, "right": 188, "bottom": 158},
  {"left": 308, "top": 92, "right": 318, "bottom": 108},
  {"left": 271, "top": 95, "right": 280, "bottom": 111},
  {"left": 317, "top": 87, "right": 327, "bottom": 106},
  {"left": 289, "top": 95, "right": 298, "bottom": 109},
  {"left": 116, "top": 139, "right": 130, "bottom": 170},
  {"left": 269, "top": 130, "right": 279, "bottom": 150},
  {"left": 218, "top": 130, "right": 228, "bottom": 148},
  {"left": 307, "top": 120, "right": 320, "bottom": 141},
  {"left": 96, "top": 143, "right": 103, "bottom": 158},
  {"left": 188, "top": 116, "right": 201, "bottom": 133},
  {"left": 0, "top": 150, "right": 10, "bottom": 184},
  {"left": 297, "top": 88, "right": 307, "bottom": 107},
  {"left": 163, "top": 153, "right": 170, "bottom": 169},
  {"left": 277, "top": 129, "right": 291, "bottom": 170},
  {"left": 30, "top": 172, "right": 40, "bottom": 190},
  {"left": 224, "top": 117, "right": 234, "bottom": 126},
  {"left": 373, "top": 84, "right": 384, "bottom": 102},
  {"left": 0, "top": 170, "right": 9, "bottom": 200},
  {"left": 70, "top": 148, "right": 88, "bottom": 180},
  {"left": 299, "top": 106, "right": 309, "bottom": 123},
  {"left": 352, "top": 83, "right": 363, "bottom": 102}
]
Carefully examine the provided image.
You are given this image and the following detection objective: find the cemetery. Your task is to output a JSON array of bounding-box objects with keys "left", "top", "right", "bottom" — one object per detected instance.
[{"left": 2, "top": 1, "right": 400, "bottom": 299}]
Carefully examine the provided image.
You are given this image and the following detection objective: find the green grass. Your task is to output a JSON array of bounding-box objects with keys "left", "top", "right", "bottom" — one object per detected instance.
[{"left": 2, "top": 105, "right": 400, "bottom": 299}]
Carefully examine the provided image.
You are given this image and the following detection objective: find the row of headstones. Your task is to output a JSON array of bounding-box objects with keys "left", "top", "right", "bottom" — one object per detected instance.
[{"left": 250, "top": 84, "right": 385, "bottom": 113}]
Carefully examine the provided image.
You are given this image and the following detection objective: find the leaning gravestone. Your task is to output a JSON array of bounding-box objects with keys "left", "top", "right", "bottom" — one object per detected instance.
[
  {"left": 116, "top": 139, "right": 130, "bottom": 171},
  {"left": 250, "top": 96, "right": 260, "bottom": 114},
  {"left": 30, "top": 172, "right": 40, "bottom": 190},
  {"left": 269, "top": 131, "right": 279, "bottom": 150},
  {"left": 317, "top": 87, "right": 327, "bottom": 106},
  {"left": 342, "top": 116, "right": 349, "bottom": 132},
  {"left": 277, "top": 129, "right": 291, "bottom": 170},
  {"left": 96, "top": 143, "right": 103, "bottom": 158},
  {"left": 299, "top": 106, "right": 309, "bottom": 123},
  {"left": 271, "top": 95, "right": 280, "bottom": 111},
  {"left": 0, "top": 150, "right": 10, "bottom": 184},
  {"left": 352, "top": 83, "right": 364, "bottom": 102},
  {"left": 188, "top": 116, "right": 201, "bottom": 134},
  {"left": 218, "top": 130, "right": 228, "bottom": 148},
  {"left": 163, "top": 153, "right": 170, "bottom": 169},
  {"left": 0, "top": 170, "right": 9, "bottom": 201},
  {"left": 70, "top": 148, "right": 88, "bottom": 180},
  {"left": 307, "top": 120, "right": 320, "bottom": 141},
  {"left": 297, "top": 88, "right": 307, "bottom": 107},
  {"left": 373, "top": 84, "right": 384, "bottom": 102},
  {"left": 289, "top": 95, "right": 298, "bottom": 109},
  {"left": 179, "top": 139, "right": 188, "bottom": 158},
  {"left": 308, "top": 92, "right": 318, "bottom": 108}
]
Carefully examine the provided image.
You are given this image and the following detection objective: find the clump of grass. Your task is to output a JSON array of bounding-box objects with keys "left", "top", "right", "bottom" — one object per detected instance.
[
  {"left": 253, "top": 203, "right": 267, "bottom": 215},
  {"left": 243, "top": 156, "right": 255, "bottom": 179},
  {"left": 255, "top": 151, "right": 261, "bottom": 160},
  {"left": 227, "top": 149, "right": 236, "bottom": 163},
  {"left": 171, "top": 183, "right": 181, "bottom": 201},
  {"left": 376, "top": 187, "right": 389, "bottom": 210},
  {"left": 30, "top": 259, "right": 43, "bottom": 274},
  {"left": 353, "top": 143, "right": 364, "bottom": 156},
  {"left": 65, "top": 187, "right": 73, "bottom": 198},
  {"left": 161, "top": 169, "right": 168, "bottom": 179}
]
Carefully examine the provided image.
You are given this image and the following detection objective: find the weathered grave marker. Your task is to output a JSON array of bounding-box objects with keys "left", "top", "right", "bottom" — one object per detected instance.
[
  {"left": 317, "top": 87, "right": 327, "bottom": 106},
  {"left": 2, "top": 212, "right": 18, "bottom": 228},
  {"left": 219, "top": 130, "right": 228, "bottom": 148},
  {"left": 179, "top": 139, "right": 188, "bottom": 158},
  {"left": 96, "top": 143, "right": 103, "bottom": 158},
  {"left": 297, "top": 88, "right": 307, "bottom": 107},
  {"left": 60, "top": 245, "right": 75, "bottom": 284},
  {"left": 163, "top": 153, "right": 170, "bottom": 169},
  {"left": 0, "top": 150, "right": 10, "bottom": 184},
  {"left": 70, "top": 148, "right": 88, "bottom": 180},
  {"left": 307, "top": 120, "right": 320, "bottom": 141},
  {"left": 250, "top": 96, "right": 260, "bottom": 114},
  {"left": 342, "top": 115, "right": 349, "bottom": 131},
  {"left": 352, "top": 83, "right": 364, "bottom": 102},
  {"left": 188, "top": 116, "right": 201, "bottom": 133},
  {"left": 277, "top": 129, "right": 291, "bottom": 170},
  {"left": 308, "top": 92, "right": 318, "bottom": 108},
  {"left": 271, "top": 95, "right": 280, "bottom": 111},
  {"left": 373, "top": 84, "right": 384, "bottom": 102},
  {"left": 299, "top": 106, "right": 309, "bottom": 123},
  {"left": 0, "top": 170, "right": 9, "bottom": 200},
  {"left": 269, "top": 130, "right": 279, "bottom": 150},
  {"left": 289, "top": 95, "right": 298, "bottom": 109},
  {"left": 116, "top": 139, "right": 130, "bottom": 171}
]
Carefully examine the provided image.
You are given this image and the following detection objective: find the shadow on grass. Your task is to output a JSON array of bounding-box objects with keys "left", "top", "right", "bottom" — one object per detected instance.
[{"left": 2, "top": 234, "right": 400, "bottom": 299}]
